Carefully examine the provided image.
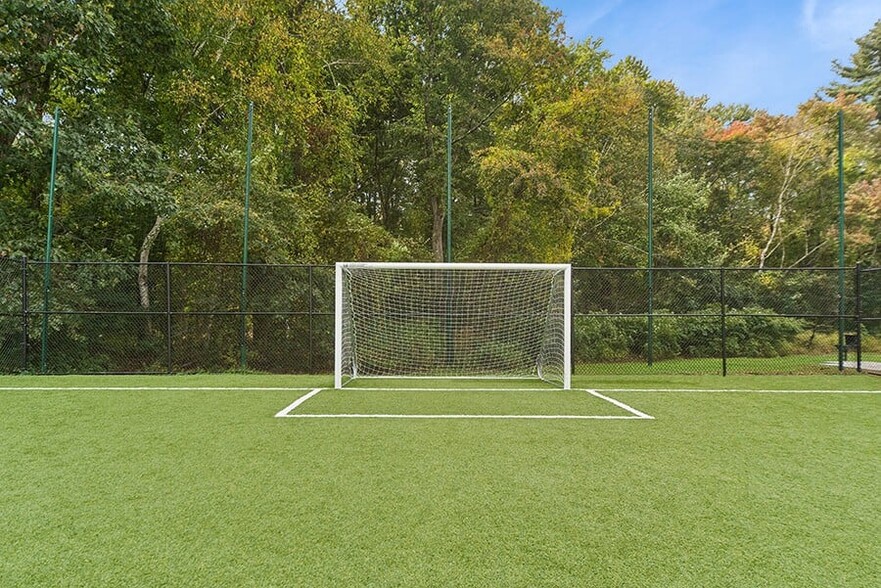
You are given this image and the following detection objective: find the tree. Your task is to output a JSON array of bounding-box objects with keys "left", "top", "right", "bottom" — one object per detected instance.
[
  {"left": 0, "top": 1, "right": 116, "bottom": 257},
  {"left": 0, "top": 1, "right": 175, "bottom": 261},
  {"left": 568, "top": 47, "right": 696, "bottom": 267},
  {"left": 846, "top": 178, "right": 881, "bottom": 262},
  {"left": 829, "top": 19, "right": 881, "bottom": 119},
  {"left": 350, "top": 0, "right": 567, "bottom": 260}
]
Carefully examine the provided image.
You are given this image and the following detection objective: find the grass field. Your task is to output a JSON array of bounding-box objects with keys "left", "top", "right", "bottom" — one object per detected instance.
[
  {"left": 2, "top": 373, "right": 880, "bottom": 586},
  {"left": 576, "top": 354, "right": 849, "bottom": 375}
]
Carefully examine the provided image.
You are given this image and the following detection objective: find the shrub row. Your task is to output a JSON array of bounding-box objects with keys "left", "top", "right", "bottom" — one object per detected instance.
[{"left": 574, "top": 306, "right": 806, "bottom": 362}]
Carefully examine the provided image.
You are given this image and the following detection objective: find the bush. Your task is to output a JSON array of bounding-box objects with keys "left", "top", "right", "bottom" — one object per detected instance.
[
  {"left": 575, "top": 306, "right": 806, "bottom": 362},
  {"left": 723, "top": 306, "right": 805, "bottom": 357},
  {"left": 574, "top": 316, "right": 636, "bottom": 362}
]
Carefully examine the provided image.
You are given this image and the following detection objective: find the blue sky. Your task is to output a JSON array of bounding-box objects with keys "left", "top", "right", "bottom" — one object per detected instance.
[{"left": 546, "top": 0, "right": 881, "bottom": 114}]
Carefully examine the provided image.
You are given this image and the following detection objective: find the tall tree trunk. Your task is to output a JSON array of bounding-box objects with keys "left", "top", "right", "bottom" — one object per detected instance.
[
  {"left": 759, "top": 188, "right": 786, "bottom": 270},
  {"left": 420, "top": 0, "right": 444, "bottom": 262},
  {"left": 423, "top": 103, "right": 445, "bottom": 261},
  {"left": 758, "top": 147, "right": 807, "bottom": 269},
  {"left": 431, "top": 190, "right": 444, "bottom": 261},
  {"left": 138, "top": 215, "right": 165, "bottom": 309}
]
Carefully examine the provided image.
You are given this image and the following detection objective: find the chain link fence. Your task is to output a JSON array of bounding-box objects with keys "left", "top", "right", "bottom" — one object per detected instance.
[
  {"left": 861, "top": 267, "right": 881, "bottom": 369},
  {"left": 574, "top": 267, "right": 864, "bottom": 375},
  {"left": 1, "top": 259, "right": 877, "bottom": 375},
  {"left": 0, "top": 259, "right": 334, "bottom": 374}
]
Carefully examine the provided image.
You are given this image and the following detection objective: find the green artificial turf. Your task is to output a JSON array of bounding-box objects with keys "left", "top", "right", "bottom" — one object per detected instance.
[
  {"left": 576, "top": 354, "right": 852, "bottom": 375},
  {"left": 289, "top": 388, "right": 635, "bottom": 417},
  {"left": 1, "top": 374, "right": 880, "bottom": 586}
]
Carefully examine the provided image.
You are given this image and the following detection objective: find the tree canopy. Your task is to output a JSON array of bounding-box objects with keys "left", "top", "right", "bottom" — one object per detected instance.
[{"left": 2, "top": 1, "right": 880, "bottom": 268}]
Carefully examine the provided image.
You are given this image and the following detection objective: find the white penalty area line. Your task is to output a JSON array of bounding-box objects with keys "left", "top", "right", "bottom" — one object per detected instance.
[
  {"left": 275, "top": 388, "right": 324, "bottom": 417},
  {"left": 598, "top": 388, "right": 881, "bottom": 395},
  {"left": 586, "top": 389, "right": 654, "bottom": 419},
  {"left": 275, "top": 388, "right": 654, "bottom": 420},
  {"left": 335, "top": 387, "right": 562, "bottom": 392},
  {"left": 280, "top": 414, "right": 647, "bottom": 420}
]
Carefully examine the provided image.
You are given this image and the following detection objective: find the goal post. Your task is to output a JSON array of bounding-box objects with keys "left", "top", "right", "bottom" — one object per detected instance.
[{"left": 335, "top": 262, "right": 571, "bottom": 389}]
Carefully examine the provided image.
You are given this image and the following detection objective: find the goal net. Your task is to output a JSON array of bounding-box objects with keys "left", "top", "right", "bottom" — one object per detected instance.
[{"left": 335, "top": 263, "right": 571, "bottom": 388}]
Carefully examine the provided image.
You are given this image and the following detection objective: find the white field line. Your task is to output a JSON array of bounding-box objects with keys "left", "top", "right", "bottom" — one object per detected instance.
[
  {"left": 275, "top": 388, "right": 324, "bottom": 417},
  {"left": 334, "top": 387, "right": 560, "bottom": 392},
  {"left": 276, "top": 387, "right": 653, "bottom": 420},
  {"left": 356, "top": 375, "right": 537, "bottom": 379},
  {"left": 586, "top": 389, "right": 654, "bottom": 419},
  {"left": 0, "top": 386, "right": 319, "bottom": 392},
  {"left": 278, "top": 414, "right": 647, "bottom": 420},
  {"left": 597, "top": 388, "right": 881, "bottom": 395}
]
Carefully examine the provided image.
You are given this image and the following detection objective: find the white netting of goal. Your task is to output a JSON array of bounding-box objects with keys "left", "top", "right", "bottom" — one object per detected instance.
[{"left": 335, "top": 263, "right": 570, "bottom": 388}]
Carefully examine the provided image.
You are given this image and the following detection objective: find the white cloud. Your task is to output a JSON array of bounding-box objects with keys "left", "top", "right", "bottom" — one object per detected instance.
[
  {"left": 580, "top": 0, "right": 625, "bottom": 28},
  {"left": 555, "top": 0, "right": 624, "bottom": 39},
  {"left": 801, "top": 0, "right": 881, "bottom": 50}
]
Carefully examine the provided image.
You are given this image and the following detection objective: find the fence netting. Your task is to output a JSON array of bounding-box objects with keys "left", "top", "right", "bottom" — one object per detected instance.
[{"left": 0, "top": 259, "right": 876, "bottom": 375}]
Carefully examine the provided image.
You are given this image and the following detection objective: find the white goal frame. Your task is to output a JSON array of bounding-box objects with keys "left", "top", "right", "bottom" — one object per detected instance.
[{"left": 334, "top": 262, "right": 571, "bottom": 389}]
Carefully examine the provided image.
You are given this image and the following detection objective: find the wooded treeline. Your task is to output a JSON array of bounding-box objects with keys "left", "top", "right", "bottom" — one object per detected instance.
[{"left": 2, "top": 2, "right": 880, "bottom": 268}]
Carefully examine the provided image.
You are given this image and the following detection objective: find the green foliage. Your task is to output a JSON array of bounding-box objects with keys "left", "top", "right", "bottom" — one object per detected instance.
[
  {"left": 470, "top": 146, "right": 583, "bottom": 261},
  {"left": 0, "top": 3, "right": 880, "bottom": 268},
  {"left": 576, "top": 307, "right": 805, "bottom": 363},
  {"left": 830, "top": 19, "right": 881, "bottom": 119},
  {"left": 653, "top": 173, "right": 721, "bottom": 266}
]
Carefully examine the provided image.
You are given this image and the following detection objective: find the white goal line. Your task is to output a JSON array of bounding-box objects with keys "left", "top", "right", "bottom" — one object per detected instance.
[
  {"left": 275, "top": 388, "right": 654, "bottom": 420},
  {"left": 0, "top": 386, "right": 319, "bottom": 392}
]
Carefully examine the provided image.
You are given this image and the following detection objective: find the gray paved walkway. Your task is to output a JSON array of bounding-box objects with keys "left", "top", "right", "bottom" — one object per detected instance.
[{"left": 820, "top": 361, "right": 881, "bottom": 373}]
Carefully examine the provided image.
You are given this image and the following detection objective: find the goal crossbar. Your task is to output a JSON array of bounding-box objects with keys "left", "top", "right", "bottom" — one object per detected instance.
[
  {"left": 335, "top": 262, "right": 571, "bottom": 389},
  {"left": 339, "top": 262, "right": 571, "bottom": 270}
]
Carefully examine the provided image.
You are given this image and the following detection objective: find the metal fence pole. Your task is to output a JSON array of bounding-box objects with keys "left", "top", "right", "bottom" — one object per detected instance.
[
  {"left": 165, "top": 262, "right": 173, "bottom": 374},
  {"left": 855, "top": 262, "right": 862, "bottom": 373},
  {"left": 40, "top": 108, "right": 61, "bottom": 374},
  {"left": 239, "top": 102, "right": 255, "bottom": 370},
  {"left": 720, "top": 267, "right": 727, "bottom": 377},
  {"left": 570, "top": 277, "right": 576, "bottom": 378},
  {"left": 21, "top": 256, "right": 29, "bottom": 371},
  {"left": 308, "top": 265, "right": 314, "bottom": 373},
  {"left": 837, "top": 110, "right": 845, "bottom": 372},
  {"left": 647, "top": 107, "right": 654, "bottom": 367},
  {"left": 446, "top": 99, "right": 453, "bottom": 263}
]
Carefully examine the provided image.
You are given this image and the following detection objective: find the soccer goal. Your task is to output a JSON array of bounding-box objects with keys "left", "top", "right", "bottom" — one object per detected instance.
[{"left": 335, "top": 262, "right": 571, "bottom": 389}]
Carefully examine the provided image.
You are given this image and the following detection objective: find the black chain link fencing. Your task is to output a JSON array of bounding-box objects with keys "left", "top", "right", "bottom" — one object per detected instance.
[
  {"left": 574, "top": 267, "right": 866, "bottom": 375},
  {"left": 861, "top": 267, "right": 881, "bottom": 369},
  {"left": 0, "top": 260, "right": 334, "bottom": 374},
  {"left": 1, "top": 259, "right": 877, "bottom": 375}
]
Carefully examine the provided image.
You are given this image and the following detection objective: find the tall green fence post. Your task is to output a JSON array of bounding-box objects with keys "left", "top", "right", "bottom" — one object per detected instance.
[
  {"left": 239, "top": 102, "right": 254, "bottom": 369},
  {"left": 165, "top": 262, "right": 173, "bottom": 374},
  {"left": 855, "top": 262, "right": 862, "bottom": 373},
  {"left": 720, "top": 267, "right": 727, "bottom": 376},
  {"left": 21, "top": 256, "right": 29, "bottom": 371},
  {"left": 308, "top": 265, "right": 314, "bottom": 373},
  {"left": 647, "top": 106, "right": 654, "bottom": 366},
  {"left": 40, "top": 107, "right": 61, "bottom": 374},
  {"left": 446, "top": 99, "right": 453, "bottom": 263},
  {"left": 837, "top": 109, "right": 845, "bottom": 372}
]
